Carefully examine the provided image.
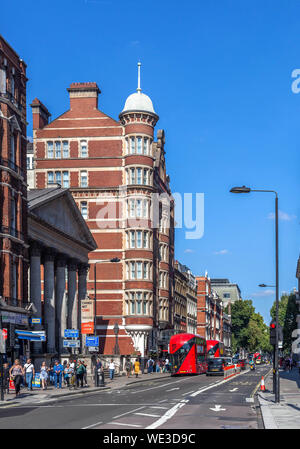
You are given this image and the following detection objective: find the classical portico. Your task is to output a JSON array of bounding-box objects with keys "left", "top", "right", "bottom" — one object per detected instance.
[{"left": 28, "top": 187, "right": 97, "bottom": 358}]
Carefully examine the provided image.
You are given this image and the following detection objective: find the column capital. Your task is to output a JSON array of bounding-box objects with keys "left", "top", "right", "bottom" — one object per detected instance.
[
  {"left": 30, "top": 242, "right": 42, "bottom": 257},
  {"left": 43, "top": 249, "right": 56, "bottom": 263},
  {"left": 68, "top": 258, "right": 79, "bottom": 271},
  {"left": 78, "top": 263, "right": 90, "bottom": 276},
  {"left": 56, "top": 254, "right": 67, "bottom": 268}
]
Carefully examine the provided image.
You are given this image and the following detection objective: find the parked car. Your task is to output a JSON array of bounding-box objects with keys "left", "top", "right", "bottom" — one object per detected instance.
[{"left": 206, "top": 357, "right": 227, "bottom": 376}]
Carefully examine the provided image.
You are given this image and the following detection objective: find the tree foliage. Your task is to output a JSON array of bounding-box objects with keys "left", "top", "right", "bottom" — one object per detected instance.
[
  {"left": 270, "top": 292, "right": 298, "bottom": 353},
  {"left": 226, "top": 300, "right": 272, "bottom": 354}
]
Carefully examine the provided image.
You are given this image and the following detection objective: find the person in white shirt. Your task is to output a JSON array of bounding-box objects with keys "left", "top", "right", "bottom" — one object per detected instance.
[
  {"left": 109, "top": 360, "right": 115, "bottom": 380},
  {"left": 24, "top": 359, "right": 35, "bottom": 391}
]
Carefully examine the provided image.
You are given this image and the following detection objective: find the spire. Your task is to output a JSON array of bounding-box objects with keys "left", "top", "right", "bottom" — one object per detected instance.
[{"left": 137, "top": 61, "right": 141, "bottom": 93}]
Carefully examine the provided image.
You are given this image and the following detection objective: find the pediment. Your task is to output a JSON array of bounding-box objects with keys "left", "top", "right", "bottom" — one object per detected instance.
[{"left": 29, "top": 190, "right": 96, "bottom": 250}]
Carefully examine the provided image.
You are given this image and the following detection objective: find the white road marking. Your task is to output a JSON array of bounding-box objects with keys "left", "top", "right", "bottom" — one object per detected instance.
[
  {"left": 133, "top": 377, "right": 190, "bottom": 394},
  {"left": 81, "top": 421, "right": 103, "bottom": 429},
  {"left": 149, "top": 406, "right": 168, "bottom": 410},
  {"left": 108, "top": 422, "right": 142, "bottom": 428},
  {"left": 146, "top": 400, "right": 187, "bottom": 429},
  {"left": 166, "top": 387, "right": 180, "bottom": 392},
  {"left": 246, "top": 398, "right": 254, "bottom": 402},
  {"left": 182, "top": 391, "right": 195, "bottom": 396},
  {"left": 210, "top": 404, "right": 226, "bottom": 412},
  {"left": 229, "top": 388, "right": 238, "bottom": 392},
  {"left": 112, "top": 406, "right": 145, "bottom": 420},
  {"left": 134, "top": 412, "right": 161, "bottom": 418}
]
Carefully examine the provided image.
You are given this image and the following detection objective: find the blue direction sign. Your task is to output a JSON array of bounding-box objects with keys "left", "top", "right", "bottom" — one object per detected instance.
[
  {"left": 30, "top": 318, "right": 42, "bottom": 324},
  {"left": 63, "top": 340, "right": 80, "bottom": 348},
  {"left": 86, "top": 336, "right": 99, "bottom": 347},
  {"left": 64, "top": 329, "right": 79, "bottom": 338}
]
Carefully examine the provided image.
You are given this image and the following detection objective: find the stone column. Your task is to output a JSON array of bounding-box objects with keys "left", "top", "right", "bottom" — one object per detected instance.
[
  {"left": 44, "top": 250, "right": 56, "bottom": 354},
  {"left": 67, "top": 260, "right": 78, "bottom": 330},
  {"left": 30, "top": 243, "right": 42, "bottom": 353},
  {"left": 55, "top": 256, "right": 67, "bottom": 355},
  {"left": 78, "top": 264, "right": 89, "bottom": 353}
]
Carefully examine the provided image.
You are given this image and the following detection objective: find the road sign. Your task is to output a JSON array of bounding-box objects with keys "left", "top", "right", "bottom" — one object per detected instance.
[
  {"left": 64, "top": 329, "right": 79, "bottom": 338},
  {"left": 81, "top": 322, "right": 94, "bottom": 334},
  {"left": 2, "top": 329, "right": 7, "bottom": 340},
  {"left": 63, "top": 340, "right": 80, "bottom": 348},
  {"left": 30, "top": 318, "right": 42, "bottom": 324},
  {"left": 86, "top": 336, "right": 99, "bottom": 347},
  {"left": 88, "top": 346, "right": 98, "bottom": 352}
]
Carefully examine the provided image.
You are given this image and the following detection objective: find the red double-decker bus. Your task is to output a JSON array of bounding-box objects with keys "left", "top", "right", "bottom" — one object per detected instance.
[
  {"left": 169, "top": 333, "right": 207, "bottom": 375},
  {"left": 206, "top": 340, "right": 225, "bottom": 358}
]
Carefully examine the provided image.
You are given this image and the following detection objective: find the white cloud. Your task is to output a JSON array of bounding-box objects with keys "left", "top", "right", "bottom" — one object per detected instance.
[
  {"left": 184, "top": 249, "right": 195, "bottom": 254},
  {"left": 251, "top": 289, "right": 274, "bottom": 297},
  {"left": 213, "top": 249, "right": 229, "bottom": 255},
  {"left": 268, "top": 210, "right": 297, "bottom": 221}
]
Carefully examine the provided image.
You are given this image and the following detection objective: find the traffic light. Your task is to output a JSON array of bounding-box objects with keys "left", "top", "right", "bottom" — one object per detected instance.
[
  {"left": 269, "top": 320, "right": 283, "bottom": 346},
  {"left": 270, "top": 321, "right": 276, "bottom": 345}
]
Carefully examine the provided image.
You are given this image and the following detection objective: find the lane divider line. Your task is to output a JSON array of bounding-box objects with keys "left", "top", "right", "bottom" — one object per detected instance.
[
  {"left": 108, "top": 422, "right": 142, "bottom": 428},
  {"left": 112, "top": 406, "right": 145, "bottom": 420},
  {"left": 82, "top": 421, "right": 103, "bottom": 429}
]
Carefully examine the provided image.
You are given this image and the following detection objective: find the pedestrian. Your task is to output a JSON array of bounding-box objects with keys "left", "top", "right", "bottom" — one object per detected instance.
[
  {"left": 165, "top": 358, "right": 170, "bottom": 372},
  {"left": 125, "top": 358, "right": 131, "bottom": 378},
  {"left": 82, "top": 361, "right": 88, "bottom": 386},
  {"left": 3, "top": 362, "right": 10, "bottom": 394},
  {"left": 156, "top": 360, "right": 160, "bottom": 373},
  {"left": 64, "top": 363, "right": 72, "bottom": 387},
  {"left": 147, "top": 357, "right": 154, "bottom": 374},
  {"left": 76, "top": 361, "right": 85, "bottom": 388},
  {"left": 53, "top": 360, "right": 63, "bottom": 389},
  {"left": 24, "top": 358, "right": 35, "bottom": 391},
  {"left": 9, "top": 359, "right": 24, "bottom": 397},
  {"left": 40, "top": 361, "right": 48, "bottom": 390},
  {"left": 48, "top": 364, "right": 54, "bottom": 385},
  {"left": 134, "top": 358, "right": 140, "bottom": 378},
  {"left": 70, "top": 359, "right": 77, "bottom": 389},
  {"left": 109, "top": 359, "right": 115, "bottom": 380}
]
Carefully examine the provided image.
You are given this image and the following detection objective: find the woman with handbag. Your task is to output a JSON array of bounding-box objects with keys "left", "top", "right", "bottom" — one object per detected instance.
[
  {"left": 40, "top": 361, "right": 48, "bottom": 390},
  {"left": 9, "top": 359, "right": 24, "bottom": 397}
]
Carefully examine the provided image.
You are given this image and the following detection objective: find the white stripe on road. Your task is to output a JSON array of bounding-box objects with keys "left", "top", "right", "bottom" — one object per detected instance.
[
  {"left": 81, "top": 421, "right": 103, "bottom": 429},
  {"left": 108, "top": 422, "right": 142, "bottom": 428},
  {"left": 112, "top": 406, "right": 145, "bottom": 420},
  {"left": 149, "top": 406, "right": 168, "bottom": 409},
  {"left": 146, "top": 400, "right": 187, "bottom": 430},
  {"left": 134, "top": 412, "right": 161, "bottom": 418},
  {"left": 166, "top": 388, "right": 180, "bottom": 392},
  {"left": 182, "top": 391, "right": 195, "bottom": 396},
  {"left": 133, "top": 377, "right": 190, "bottom": 394}
]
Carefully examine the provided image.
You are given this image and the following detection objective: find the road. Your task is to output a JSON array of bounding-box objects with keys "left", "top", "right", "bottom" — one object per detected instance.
[{"left": 0, "top": 365, "right": 270, "bottom": 429}]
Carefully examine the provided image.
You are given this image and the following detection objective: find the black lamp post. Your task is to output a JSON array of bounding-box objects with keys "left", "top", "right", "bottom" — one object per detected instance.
[
  {"left": 258, "top": 284, "right": 276, "bottom": 288},
  {"left": 230, "top": 185, "right": 280, "bottom": 403},
  {"left": 113, "top": 322, "right": 120, "bottom": 355}
]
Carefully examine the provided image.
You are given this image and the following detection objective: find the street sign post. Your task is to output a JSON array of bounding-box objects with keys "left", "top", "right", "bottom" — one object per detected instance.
[
  {"left": 86, "top": 336, "right": 99, "bottom": 347},
  {"left": 63, "top": 340, "right": 80, "bottom": 348},
  {"left": 88, "top": 346, "right": 98, "bottom": 352},
  {"left": 64, "top": 329, "right": 79, "bottom": 339}
]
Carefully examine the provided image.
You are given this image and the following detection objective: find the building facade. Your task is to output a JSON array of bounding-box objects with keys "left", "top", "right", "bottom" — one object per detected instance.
[
  {"left": 0, "top": 35, "right": 29, "bottom": 362},
  {"left": 210, "top": 278, "right": 242, "bottom": 307},
  {"left": 196, "top": 274, "right": 225, "bottom": 343},
  {"left": 31, "top": 69, "right": 175, "bottom": 359},
  {"left": 174, "top": 261, "right": 187, "bottom": 334}
]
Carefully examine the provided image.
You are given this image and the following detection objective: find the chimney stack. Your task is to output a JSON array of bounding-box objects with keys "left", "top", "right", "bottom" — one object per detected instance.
[
  {"left": 30, "top": 98, "right": 51, "bottom": 130},
  {"left": 67, "top": 82, "right": 101, "bottom": 112}
]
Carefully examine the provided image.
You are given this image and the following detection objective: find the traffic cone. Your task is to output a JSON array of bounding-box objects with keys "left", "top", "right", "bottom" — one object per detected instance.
[{"left": 260, "top": 376, "right": 266, "bottom": 391}]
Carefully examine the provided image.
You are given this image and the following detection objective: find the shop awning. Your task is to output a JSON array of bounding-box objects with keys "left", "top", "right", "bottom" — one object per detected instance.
[{"left": 15, "top": 330, "right": 46, "bottom": 341}]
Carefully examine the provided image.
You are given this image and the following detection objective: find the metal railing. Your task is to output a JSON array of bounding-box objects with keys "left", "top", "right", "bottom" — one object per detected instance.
[{"left": 0, "top": 156, "right": 25, "bottom": 178}]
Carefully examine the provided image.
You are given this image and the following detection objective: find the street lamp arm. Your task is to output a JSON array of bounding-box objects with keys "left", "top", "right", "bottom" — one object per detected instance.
[{"left": 251, "top": 189, "right": 278, "bottom": 198}]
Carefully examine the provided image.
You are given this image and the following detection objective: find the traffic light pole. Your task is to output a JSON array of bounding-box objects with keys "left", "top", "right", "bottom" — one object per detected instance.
[{"left": 274, "top": 194, "right": 280, "bottom": 403}]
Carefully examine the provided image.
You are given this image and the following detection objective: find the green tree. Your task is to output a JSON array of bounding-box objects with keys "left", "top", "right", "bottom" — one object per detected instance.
[{"left": 270, "top": 292, "right": 298, "bottom": 353}]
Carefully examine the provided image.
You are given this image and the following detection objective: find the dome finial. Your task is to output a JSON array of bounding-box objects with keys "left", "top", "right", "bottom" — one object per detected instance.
[{"left": 137, "top": 62, "right": 141, "bottom": 93}]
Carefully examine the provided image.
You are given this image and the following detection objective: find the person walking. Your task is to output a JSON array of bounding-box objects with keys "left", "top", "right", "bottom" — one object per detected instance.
[
  {"left": 109, "top": 360, "right": 115, "bottom": 380},
  {"left": 53, "top": 360, "right": 63, "bottom": 389},
  {"left": 76, "top": 361, "right": 86, "bottom": 388},
  {"left": 3, "top": 363, "right": 10, "bottom": 394},
  {"left": 165, "top": 358, "right": 170, "bottom": 372},
  {"left": 156, "top": 360, "right": 160, "bottom": 373},
  {"left": 48, "top": 364, "right": 54, "bottom": 385},
  {"left": 147, "top": 358, "right": 154, "bottom": 374},
  {"left": 82, "top": 361, "right": 88, "bottom": 386},
  {"left": 9, "top": 359, "right": 24, "bottom": 397},
  {"left": 24, "top": 359, "right": 35, "bottom": 391},
  {"left": 40, "top": 362, "right": 48, "bottom": 390},
  {"left": 134, "top": 358, "right": 140, "bottom": 378},
  {"left": 125, "top": 358, "right": 131, "bottom": 378}
]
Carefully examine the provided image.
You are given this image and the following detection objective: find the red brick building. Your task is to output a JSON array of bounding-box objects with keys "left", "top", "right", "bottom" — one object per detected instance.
[
  {"left": 196, "top": 274, "right": 223, "bottom": 341},
  {"left": 0, "top": 34, "right": 29, "bottom": 336},
  {"left": 31, "top": 66, "right": 175, "bottom": 359}
]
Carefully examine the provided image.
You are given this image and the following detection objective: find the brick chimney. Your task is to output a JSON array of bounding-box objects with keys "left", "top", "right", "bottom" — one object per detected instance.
[
  {"left": 30, "top": 98, "right": 51, "bottom": 130},
  {"left": 67, "top": 82, "right": 101, "bottom": 112}
]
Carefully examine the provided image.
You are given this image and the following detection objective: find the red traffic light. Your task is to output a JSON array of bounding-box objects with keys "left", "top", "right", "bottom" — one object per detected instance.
[{"left": 270, "top": 323, "right": 276, "bottom": 328}]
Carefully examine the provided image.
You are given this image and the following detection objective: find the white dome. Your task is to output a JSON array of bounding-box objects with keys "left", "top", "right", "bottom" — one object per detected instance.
[{"left": 122, "top": 91, "right": 156, "bottom": 114}]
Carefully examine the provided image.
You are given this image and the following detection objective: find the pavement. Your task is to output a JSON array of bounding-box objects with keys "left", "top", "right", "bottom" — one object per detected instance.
[
  {"left": 0, "top": 371, "right": 171, "bottom": 407},
  {"left": 257, "top": 366, "right": 300, "bottom": 429}
]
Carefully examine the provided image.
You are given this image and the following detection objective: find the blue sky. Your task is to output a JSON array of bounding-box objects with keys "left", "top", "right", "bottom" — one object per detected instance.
[{"left": 2, "top": 0, "right": 299, "bottom": 324}]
